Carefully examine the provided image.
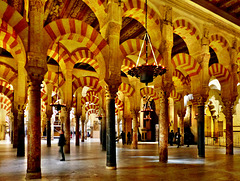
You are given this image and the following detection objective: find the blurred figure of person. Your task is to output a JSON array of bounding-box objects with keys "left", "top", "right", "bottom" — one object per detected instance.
[
  {"left": 169, "top": 130, "right": 174, "bottom": 146},
  {"left": 58, "top": 130, "right": 66, "bottom": 161},
  {"left": 127, "top": 132, "right": 131, "bottom": 145},
  {"left": 121, "top": 131, "right": 126, "bottom": 145},
  {"left": 185, "top": 131, "right": 190, "bottom": 147},
  {"left": 176, "top": 132, "right": 181, "bottom": 148}
]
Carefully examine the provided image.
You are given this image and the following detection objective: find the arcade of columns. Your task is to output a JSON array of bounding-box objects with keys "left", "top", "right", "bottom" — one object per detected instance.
[{"left": 0, "top": 0, "right": 240, "bottom": 179}]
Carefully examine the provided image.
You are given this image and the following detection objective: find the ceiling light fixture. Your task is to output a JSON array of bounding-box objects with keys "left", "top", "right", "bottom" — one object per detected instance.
[{"left": 128, "top": 0, "right": 166, "bottom": 86}]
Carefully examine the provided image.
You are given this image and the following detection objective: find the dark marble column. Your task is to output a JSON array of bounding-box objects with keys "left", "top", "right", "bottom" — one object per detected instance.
[
  {"left": 26, "top": 78, "right": 42, "bottom": 179},
  {"left": 131, "top": 110, "right": 138, "bottom": 149},
  {"left": 106, "top": 91, "right": 116, "bottom": 169},
  {"left": 196, "top": 96, "right": 206, "bottom": 158},
  {"left": 81, "top": 119, "right": 85, "bottom": 142},
  {"left": 13, "top": 109, "right": 18, "bottom": 148},
  {"left": 159, "top": 89, "right": 169, "bottom": 163},
  {"left": 17, "top": 104, "right": 25, "bottom": 156},
  {"left": 46, "top": 112, "right": 52, "bottom": 147},
  {"left": 223, "top": 100, "right": 233, "bottom": 155},
  {"left": 75, "top": 114, "right": 80, "bottom": 146},
  {"left": 102, "top": 112, "right": 106, "bottom": 151}
]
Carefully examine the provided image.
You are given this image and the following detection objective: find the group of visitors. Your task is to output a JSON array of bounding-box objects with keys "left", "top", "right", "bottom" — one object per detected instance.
[
  {"left": 169, "top": 130, "right": 192, "bottom": 148},
  {"left": 121, "top": 131, "right": 132, "bottom": 145}
]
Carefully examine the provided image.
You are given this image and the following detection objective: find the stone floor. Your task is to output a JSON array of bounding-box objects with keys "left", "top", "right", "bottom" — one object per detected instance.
[{"left": 0, "top": 137, "right": 239, "bottom": 181}]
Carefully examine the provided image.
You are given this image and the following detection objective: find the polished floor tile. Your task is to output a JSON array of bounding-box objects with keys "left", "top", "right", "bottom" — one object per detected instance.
[{"left": 0, "top": 137, "right": 239, "bottom": 181}]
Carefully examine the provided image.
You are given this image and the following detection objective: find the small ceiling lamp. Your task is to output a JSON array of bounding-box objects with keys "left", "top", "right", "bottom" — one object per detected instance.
[
  {"left": 128, "top": 0, "right": 166, "bottom": 86},
  {"left": 50, "top": 42, "right": 66, "bottom": 112}
]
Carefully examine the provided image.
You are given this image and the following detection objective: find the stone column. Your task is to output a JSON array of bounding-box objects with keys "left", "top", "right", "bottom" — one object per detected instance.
[
  {"left": 81, "top": 119, "right": 85, "bottom": 142},
  {"left": 46, "top": 111, "right": 52, "bottom": 147},
  {"left": 106, "top": 88, "right": 117, "bottom": 169},
  {"left": 131, "top": 110, "right": 138, "bottom": 149},
  {"left": 177, "top": 111, "right": 185, "bottom": 146},
  {"left": 158, "top": 87, "right": 171, "bottom": 163},
  {"left": 223, "top": 100, "right": 233, "bottom": 155},
  {"left": 75, "top": 114, "right": 80, "bottom": 146},
  {"left": 13, "top": 109, "right": 18, "bottom": 148},
  {"left": 102, "top": 111, "right": 106, "bottom": 151},
  {"left": 17, "top": 104, "right": 25, "bottom": 156},
  {"left": 64, "top": 107, "right": 71, "bottom": 153},
  {"left": 196, "top": 96, "right": 206, "bottom": 158},
  {"left": 26, "top": 72, "right": 45, "bottom": 179}
]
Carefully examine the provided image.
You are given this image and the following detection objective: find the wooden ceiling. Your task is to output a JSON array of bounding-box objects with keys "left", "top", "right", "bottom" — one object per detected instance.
[{"left": 190, "top": 0, "right": 240, "bottom": 26}]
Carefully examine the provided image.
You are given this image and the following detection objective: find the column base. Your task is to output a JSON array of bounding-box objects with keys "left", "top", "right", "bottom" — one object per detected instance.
[
  {"left": 106, "top": 166, "right": 116, "bottom": 170},
  {"left": 26, "top": 171, "right": 41, "bottom": 179}
]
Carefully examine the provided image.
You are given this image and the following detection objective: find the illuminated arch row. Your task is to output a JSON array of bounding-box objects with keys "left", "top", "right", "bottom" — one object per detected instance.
[
  {"left": 44, "top": 19, "right": 108, "bottom": 57},
  {"left": 72, "top": 76, "right": 102, "bottom": 94},
  {"left": 140, "top": 87, "right": 158, "bottom": 100},
  {"left": 44, "top": 71, "right": 65, "bottom": 87},
  {"left": 173, "top": 19, "right": 200, "bottom": 40},
  {"left": 0, "top": 62, "right": 17, "bottom": 83},
  {"left": 0, "top": 79, "right": 13, "bottom": 91},
  {"left": 210, "top": 34, "right": 230, "bottom": 51},
  {"left": 0, "top": 2, "right": 28, "bottom": 37},
  {"left": 118, "top": 83, "right": 135, "bottom": 97},
  {"left": 171, "top": 53, "right": 201, "bottom": 77},
  {"left": 170, "top": 90, "right": 182, "bottom": 102},
  {"left": 173, "top": 69, "right": 191, "bottom": 85},
  {"left": 209, "top": 63, "right": 230, "bottom": 83},
  {"left": 47, "top": 44, "right": 72, "bottom": 65},
  {"left": 123, "top": 0, "right": 160, "bottom": 25}
]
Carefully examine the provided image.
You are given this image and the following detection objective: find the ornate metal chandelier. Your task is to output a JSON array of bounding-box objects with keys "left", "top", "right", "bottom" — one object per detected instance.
[
  {"left": 50, "top": 42, "right": 66, "bottom": 112},
  {"left": 128, "top": 0, "right": 166, "bottom": 86}
]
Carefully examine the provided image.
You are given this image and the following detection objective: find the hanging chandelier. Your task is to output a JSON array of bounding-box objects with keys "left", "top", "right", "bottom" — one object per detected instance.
[
  {"left": 50, "top": 41, "right": 66, "bottom": 112},
  {"left": 128, "top": 0, "right": 166, "bottom": 86}
]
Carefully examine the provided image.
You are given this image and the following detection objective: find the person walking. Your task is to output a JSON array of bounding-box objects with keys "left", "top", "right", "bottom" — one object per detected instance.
[
  {"left": 121, "top": 131, "right": 126, "bottom": 145},
  {"left": 127, "top": 132, "right": 131, "bottom": 145},
  {"left": 58, "top": 130, "right": 66, "bottom": 161},
  {"left": 176, "top": 132, "right": 181, "bottom": 148},
  {"left": 169, "top": 130, "right": 174, "bottom": 146}
]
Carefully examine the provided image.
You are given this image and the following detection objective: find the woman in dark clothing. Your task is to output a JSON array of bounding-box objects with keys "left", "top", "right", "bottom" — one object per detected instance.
[{"left": 58, "top": 130, "right": 66, "bottom": 161}]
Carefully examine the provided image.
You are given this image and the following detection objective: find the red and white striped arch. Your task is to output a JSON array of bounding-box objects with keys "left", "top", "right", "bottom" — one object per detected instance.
[
  {"left": 209, "top": 63, "right": 230, "bottom": 83},
  {"left": 44, "top": 19, "right": 108, "bottom": 58},
  {"left": 0, "top": 62, "right": 17, "bottom": 83},
  {"left": 118, "top": 83, "right": 135, "bottom": 97},
  {"left": 173, "top": 69, "right": 191, "bottom": 86},
  {"left": 173, "top": 19, "right": 200, "bottom": 41},
  {"left": 41, "top": 92, "right": 48, "bottom": 105},
  {"left": 115, "top": 97, "right": 123, "bottom": 111},
  {"left": 170, "top": 90, "right": 182, "bottom": 102},
  {"left": 87, "top": 109, "right": 98, "bottom": 116},
  {"left": 171, "top": 53, "right": 201, "bottom": 77},
  {"left": 0, "top": 1, "right": 28, "bottom": 47},
  {"left": 44, "top": 71, "right": 65, "bottom": 87},
  {"left": 122, "top": 0, "right": 161, "bottom": 47},
  {"left": 0, "top": 85, "right": 13, "bottom": 102},
  {"left": 71, "top": 48, "right": 99, "bottom": 71},
  {"left": 72, "top": 76, "right": 102, "bottom": 94},
  {"left": 0, "top": 94, "right": 12, "bottom": 115},
  {"left": 85, "top": 104, "right": 99, "bottom": 112},
  {"left": 81, "top": 95, "right": 99, "bottom": 105},
  {"left": 209, "top": 34, "right": 230, "bottom": 52},
  {"left": 140, "top": 87, "right": 158, "bottom": 100}
]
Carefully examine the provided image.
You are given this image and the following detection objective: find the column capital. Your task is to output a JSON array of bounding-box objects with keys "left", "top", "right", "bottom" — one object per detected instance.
[
  {"left": 29, "top": 0, "right": 44, "bottom": 11},
  {"left": 194, "top": 94, "right": 207, "bottom": 106},
  {"left": 105, "top": 84, "right": 119, "bottom": 99},
  {"left": 17, "top": 104, "right": 26, "bottom": 114}
]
